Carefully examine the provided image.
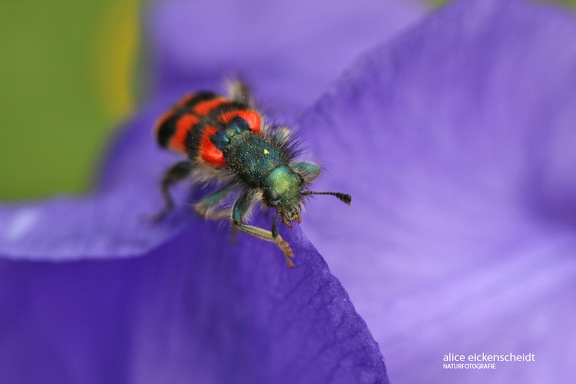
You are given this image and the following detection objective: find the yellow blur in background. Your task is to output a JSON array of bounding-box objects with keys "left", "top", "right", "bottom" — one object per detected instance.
[{"left": 0, "top": 0, "right": 140, "bottom": 200}]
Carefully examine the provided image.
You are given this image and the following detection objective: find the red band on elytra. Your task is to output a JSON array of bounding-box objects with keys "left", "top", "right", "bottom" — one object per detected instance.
[
  {"left": 168, "top": 114, "right": 200, "bottom": 153},
  {"left": 219, "top": 110, "right": 261, "bottom": 133},
  {"left": 199, "top": 126, "right": 225, "bottom": 168},
  {"left": 193, "top": 97, "right": 228, "bottom": 116}
]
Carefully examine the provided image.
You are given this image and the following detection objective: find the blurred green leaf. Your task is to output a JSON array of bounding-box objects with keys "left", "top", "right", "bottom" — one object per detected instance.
[{"left": 0, "top": 0, "right": 139, "bottom": 200}]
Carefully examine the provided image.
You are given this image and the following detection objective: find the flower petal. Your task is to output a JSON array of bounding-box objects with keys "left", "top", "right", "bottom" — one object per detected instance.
[
  {"left": 299, "top": 0, "right": 576, "bottom": 381},
  {"left": 0, "top": 213, "right": 388, "bottom": 383}
]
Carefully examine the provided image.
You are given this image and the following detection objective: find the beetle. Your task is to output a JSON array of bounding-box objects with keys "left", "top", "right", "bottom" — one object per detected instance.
[{"left": 152, "top": 81, "right": 351, "bottom": 267}]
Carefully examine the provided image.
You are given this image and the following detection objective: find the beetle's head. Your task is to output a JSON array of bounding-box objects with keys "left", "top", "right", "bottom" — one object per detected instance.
[
  {"left": 263, "top": 165, "right": 304, "bottom": 226},
  {"left": 263, "top": 165, "right": 352, "bottom": 227}
]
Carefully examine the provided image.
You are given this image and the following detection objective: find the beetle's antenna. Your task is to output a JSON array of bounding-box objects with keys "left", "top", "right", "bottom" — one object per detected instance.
[{"left": 302, "top": 190, "right": 352, "bottom": 205}]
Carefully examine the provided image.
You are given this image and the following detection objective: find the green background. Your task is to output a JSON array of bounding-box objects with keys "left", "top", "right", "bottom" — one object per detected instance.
[
  {"left": 0, "top": 0, "right": 139, "bottom": 200},
  {"left": 0, "top": 0, "right": 574, "bottom": 201}
]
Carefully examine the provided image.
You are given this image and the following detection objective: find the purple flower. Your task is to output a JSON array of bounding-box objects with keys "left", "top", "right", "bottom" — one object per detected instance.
[
  {"left": 0, "top": 0, "right": 424, "bottom": 383},
  {"left": 1, "top": 0, "right": 575, "bottom": 383},
  {"left": 299, "top": 0, "right": 576, "bottom": 382}
]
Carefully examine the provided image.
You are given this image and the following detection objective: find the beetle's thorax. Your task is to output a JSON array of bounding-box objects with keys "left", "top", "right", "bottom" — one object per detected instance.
[{"left": 223, "top": 130, "right": 289, "bottom": 187}]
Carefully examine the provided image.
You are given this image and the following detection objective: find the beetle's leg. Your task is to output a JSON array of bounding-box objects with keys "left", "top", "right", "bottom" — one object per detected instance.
[
  {"left": 232, "top": 191, "right": 295, "bottom": 268},
  {"left": 293, "top": 161, "right": 321, "bottom": 184},
  {"left": 228, "top": 80, "right": 252, "bottom": 106},
  {"left": 149, "top": 161, "right": 194, "bottom": 222},
  {"left": 193, "top": 183, "right": 236, "bottom": 220}
]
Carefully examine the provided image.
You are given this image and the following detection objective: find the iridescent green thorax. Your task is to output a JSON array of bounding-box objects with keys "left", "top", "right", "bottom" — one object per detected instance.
[{"left": 223, "top": 130, "right": 291, "bottom": 188}]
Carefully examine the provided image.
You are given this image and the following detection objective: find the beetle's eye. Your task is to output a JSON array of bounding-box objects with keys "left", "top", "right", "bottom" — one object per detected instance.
[
  {"left": 264, "top": 188, "right": 279, "bottom": 203},
  {"left": 296, "top": 173, "right": 305, "bottom": 187}
]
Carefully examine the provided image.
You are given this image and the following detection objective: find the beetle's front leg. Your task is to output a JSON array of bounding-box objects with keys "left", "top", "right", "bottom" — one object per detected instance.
[
  {"left": 193, "top": 183, "right": 236, "bottom": 220},
  {"left": 232, "top": 191, "right": 295, "bottom": 268},
  {"left": 293, "top": 161, "right": 321, "bottom": 185},
  {"left": 149, "top": 161, "right": 194, "bottom": 222}
]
